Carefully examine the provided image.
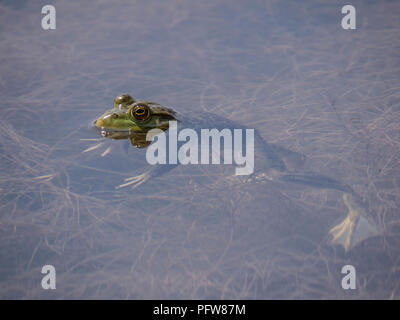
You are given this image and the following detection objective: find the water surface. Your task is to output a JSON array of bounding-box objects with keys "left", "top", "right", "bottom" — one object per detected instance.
[{"left": 0, "top": 0, "right": 399, "bottom": 299}]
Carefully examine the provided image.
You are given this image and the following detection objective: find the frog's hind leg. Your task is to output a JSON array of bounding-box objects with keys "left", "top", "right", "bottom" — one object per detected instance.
[
  {"left": 329, "top": 194, "right": 379, "bottom": 252},
  {"left": 278, "top": 173, "right": 353, "bottom": 193}
]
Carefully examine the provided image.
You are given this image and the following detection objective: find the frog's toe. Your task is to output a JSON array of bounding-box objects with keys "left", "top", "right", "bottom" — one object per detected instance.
[
  {"left": 329, "top": 214, "right": 355, "bottom": 252},
  {"left": 82, "top": 142, "right": 106, "bottom": 153},
  {"left": 100, "top": 146, "right": 112, "bottom": 157},
  {"left": 116, "top": 172, "right": 149, "bottom": 189},
  {"left": 329, "top": 194, "right": 379, "bottom": 252}
]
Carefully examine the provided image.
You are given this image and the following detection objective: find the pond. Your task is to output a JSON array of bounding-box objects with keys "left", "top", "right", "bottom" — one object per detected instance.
[{"left": 0, "top": 0, "right": 399, "bottom": 299}]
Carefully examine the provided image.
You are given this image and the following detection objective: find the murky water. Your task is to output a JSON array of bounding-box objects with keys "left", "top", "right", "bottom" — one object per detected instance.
[{"left": 0, "top": 0, "right": 399, "bottom": 299}]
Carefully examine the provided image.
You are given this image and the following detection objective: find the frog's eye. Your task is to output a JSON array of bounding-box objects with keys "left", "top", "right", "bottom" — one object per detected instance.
[
  {"left": 111, "top": 113, "right": 119, "bottom": 119},
  {"left": 131, "top": 104, "right": 150, "bottom": 121},
  {"left": 114, "top": 94, "right": 135, "bottom": 109}
]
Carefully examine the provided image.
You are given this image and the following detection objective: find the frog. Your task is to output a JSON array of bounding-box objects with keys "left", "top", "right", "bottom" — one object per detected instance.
[{"left": 92, "top": 93, "right": 380, "bottom": 252}]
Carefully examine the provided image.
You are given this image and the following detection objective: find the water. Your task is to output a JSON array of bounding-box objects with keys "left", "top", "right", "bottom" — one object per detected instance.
[{"left": 0, "top": 0, "right": 399, "bottom": 299}]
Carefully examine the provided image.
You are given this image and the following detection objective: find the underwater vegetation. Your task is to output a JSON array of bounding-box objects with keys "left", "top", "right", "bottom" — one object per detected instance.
[{"left": 0, "top": 0, "right": 400, "bottom": 299}]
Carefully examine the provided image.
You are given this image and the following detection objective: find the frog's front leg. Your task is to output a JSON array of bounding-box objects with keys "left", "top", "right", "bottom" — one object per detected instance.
[
  {"left": 116, "top": 164, "right": 178, "bottom": 190},
  {"left": 117, "top": 172, "right": 149, "bottom": 189}
]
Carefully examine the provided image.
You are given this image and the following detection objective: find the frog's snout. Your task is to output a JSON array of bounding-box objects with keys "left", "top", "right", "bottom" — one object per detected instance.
[{"left": 95, "top": 118, "right": 105, "bottom": 127}]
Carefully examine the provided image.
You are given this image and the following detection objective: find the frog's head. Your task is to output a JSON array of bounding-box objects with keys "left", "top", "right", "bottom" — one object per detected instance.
[{"left": 95, "top": 95, "right": 177, "bottom": 133}]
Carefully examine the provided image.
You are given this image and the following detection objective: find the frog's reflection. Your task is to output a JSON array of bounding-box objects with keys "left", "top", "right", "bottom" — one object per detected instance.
[{"left": 99, "top": 129, "right": 153, "bottom": 148}]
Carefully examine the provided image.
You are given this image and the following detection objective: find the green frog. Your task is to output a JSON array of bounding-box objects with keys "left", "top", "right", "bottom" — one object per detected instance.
[{"left": 93, "top": 93, "right": 379, "bottom": 252}]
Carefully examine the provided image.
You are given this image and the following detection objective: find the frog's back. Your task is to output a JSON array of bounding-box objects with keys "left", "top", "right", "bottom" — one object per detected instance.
[{"left": 178, "top": 110, "right": 288, "bottom": 173}]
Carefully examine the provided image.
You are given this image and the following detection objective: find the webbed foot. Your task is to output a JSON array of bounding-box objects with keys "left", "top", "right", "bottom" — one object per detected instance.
[
  {"left": 116, "top": 172, "right": 150, "bottom": 190},
  {"left": 329, "top": 194, "right": 379, "bottom": 252}
]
